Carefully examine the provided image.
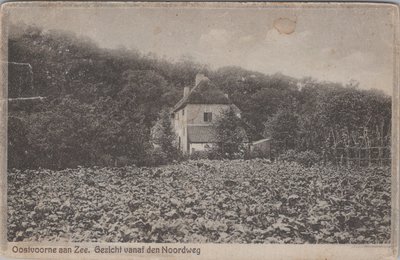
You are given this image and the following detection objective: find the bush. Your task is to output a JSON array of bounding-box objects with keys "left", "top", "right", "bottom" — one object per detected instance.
[
  {"left": 296, "top": 150, "right": 321, "bottom": 167},
  {"left": 279, "top": 149, "right": 297, "bottom": 162},
  {"left": 280, "top": 149, "right": 321, "bottom": 167},
  {"left": 187, "top": 148, "right": 222, "bottom": 160},
  {"left": 247, "top": 147, "right": 270, "bottom": 159},
  {"left": 8, "top": 117, "right": 33, "bottom": 169},
  {"left": 189, "top": 151, "right": 210, "bottom": 160},
  {"left": 145, "top": 147, "right": 168, "bottom": 166}
]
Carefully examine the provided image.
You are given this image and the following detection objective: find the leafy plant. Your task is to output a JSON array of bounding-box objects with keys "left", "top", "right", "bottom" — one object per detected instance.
[
  {"left": 280, "top": 149, "right": 321, "bottom": 167},
  {"left": 7, "top": 160, "right": 391, "bottom": 244}
]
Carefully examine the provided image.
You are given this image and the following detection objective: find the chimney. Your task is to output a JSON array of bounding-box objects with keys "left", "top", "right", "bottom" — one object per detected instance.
[
  {"left": 183, "top": 87, "right": 190, "bottom": 97},
  {"left": 195, "top": 73, "right": 209, "bottom": 86}
]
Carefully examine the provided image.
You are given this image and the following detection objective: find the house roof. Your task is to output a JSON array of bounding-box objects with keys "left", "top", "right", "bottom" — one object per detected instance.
[
  {"left": 187, "top": 125, "right": 218, "bottom": 143},
  {"left": 173, "top": 79, "right": 232, "bottom": 112}
]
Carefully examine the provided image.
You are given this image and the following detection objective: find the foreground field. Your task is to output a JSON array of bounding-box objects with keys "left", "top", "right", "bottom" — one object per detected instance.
[{"left": 8, "top": 160, "right": 391, "bottom": 243}]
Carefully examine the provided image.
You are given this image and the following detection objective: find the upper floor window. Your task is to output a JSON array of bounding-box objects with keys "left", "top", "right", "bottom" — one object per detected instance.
[
  {"left": 204, "top": 112, "right": 212, "bottom": 122},
  {"left": 182, "top": 109, "right": 185, "bottom": 116}
]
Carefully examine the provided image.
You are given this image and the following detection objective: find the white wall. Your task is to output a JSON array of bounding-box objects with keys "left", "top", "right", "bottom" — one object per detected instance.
[{"left": 173, "top": 103, "right": 240, "bottom": 154}]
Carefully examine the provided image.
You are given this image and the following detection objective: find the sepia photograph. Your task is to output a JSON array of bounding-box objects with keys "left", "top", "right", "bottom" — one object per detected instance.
[{"left": 1, "top": 2, "right": 399, "bottom": 259}]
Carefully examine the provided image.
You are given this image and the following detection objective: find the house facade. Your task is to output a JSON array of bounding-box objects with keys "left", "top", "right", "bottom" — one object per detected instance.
[{"left": 172, "top": 74, "right": 240, "bottom": 154}]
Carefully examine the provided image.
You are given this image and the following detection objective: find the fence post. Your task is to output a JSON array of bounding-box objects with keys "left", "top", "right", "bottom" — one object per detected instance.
[{"left": 327, "top": 145, "right": 389, "bottom": 167}]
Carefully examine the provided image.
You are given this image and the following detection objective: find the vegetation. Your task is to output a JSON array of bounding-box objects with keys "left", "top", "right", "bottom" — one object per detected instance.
[
  {"left": 7, "top": 24, "right": 392, "bottom": 245},
  {"left": 150, "top": 109, "right": 181, "bottom": 165},
  {"left": 8, "top": 23, "right": 391, "bottom": 169},
  {"left": 213, "top": 108, "right": 248, "bottom": 159},
  {"left": 280, "top": 150, "right": 321, "bottom": 167},
  {"left": 8, "top": 160, "right": 391, "bottom": 243}
]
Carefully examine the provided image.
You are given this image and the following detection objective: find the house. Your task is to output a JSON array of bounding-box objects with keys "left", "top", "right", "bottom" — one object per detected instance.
[{"left": 171, "top": 73, "right": 241, "bottom": 154}]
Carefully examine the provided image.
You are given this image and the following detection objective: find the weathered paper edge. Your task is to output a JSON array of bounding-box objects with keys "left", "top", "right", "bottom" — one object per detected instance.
[{"left": 0, "top": 2, "right": 398, "bottom": 260}]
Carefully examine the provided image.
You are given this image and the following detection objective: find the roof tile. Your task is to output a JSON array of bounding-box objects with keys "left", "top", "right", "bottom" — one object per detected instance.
[{"left": 173, "top": 80, "right": 231, "bottom": 112}]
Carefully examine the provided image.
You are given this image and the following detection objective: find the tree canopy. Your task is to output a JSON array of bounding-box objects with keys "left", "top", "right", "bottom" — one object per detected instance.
[{"left": 8, "top": 23, "right": 392, "bottom": 169}]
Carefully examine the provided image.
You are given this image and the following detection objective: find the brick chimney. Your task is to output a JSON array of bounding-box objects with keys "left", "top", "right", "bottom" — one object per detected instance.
[
  {"left": 195, "top": 73, "right": 209, "bottom": 87},
  {"left": 183, "top": 87, "right": 190, "bottom": 98}
]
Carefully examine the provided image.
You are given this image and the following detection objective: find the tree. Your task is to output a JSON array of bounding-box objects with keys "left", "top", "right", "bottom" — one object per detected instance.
[
  {"left": 8, "top": 116, "right": 32, "bottom": 169},
  {"left": 264, "top": 109, "right": 300, "bottom": 150},
  {"left": 150, "top": 109, "right": 180, "bottom": 164},
  {"left": 26, "top": 97, "right": 100, "bottom": 169},
  {"left": 7, "top": 23, "right": 392, "bottom": 169},
  {"left": 213, "top": 107, "right": 248, "bottom": 159}
]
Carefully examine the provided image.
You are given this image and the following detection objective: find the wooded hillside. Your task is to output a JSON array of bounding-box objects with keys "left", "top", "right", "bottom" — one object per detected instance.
[{"left": 8, "top": 24, "right": 391, "bottom": 169}]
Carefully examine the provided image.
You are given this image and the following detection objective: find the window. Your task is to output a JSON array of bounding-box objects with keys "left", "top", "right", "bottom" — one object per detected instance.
[
  {"left": 182, "top": 109, "right": 185, "bottom": 116},
  {"left": 204, "top": 112, "right": 212, "bottom": 122}
]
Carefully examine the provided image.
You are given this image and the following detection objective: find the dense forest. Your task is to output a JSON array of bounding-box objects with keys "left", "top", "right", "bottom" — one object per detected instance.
[{"left": 7, "top": 23, "right": 392, "bottom": 169}]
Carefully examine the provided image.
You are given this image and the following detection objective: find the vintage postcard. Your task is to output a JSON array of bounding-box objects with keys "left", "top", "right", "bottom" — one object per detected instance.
[{"left": 0, "top": 1, "right": 399, "bottom": 259}]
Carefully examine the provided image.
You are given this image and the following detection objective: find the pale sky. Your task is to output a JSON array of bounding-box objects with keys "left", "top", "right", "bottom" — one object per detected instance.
[{"left": 5, "top": 2, "right": 397, "bottom": 95}]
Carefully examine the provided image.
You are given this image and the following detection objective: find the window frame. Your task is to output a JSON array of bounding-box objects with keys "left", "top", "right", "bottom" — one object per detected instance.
[{"left": 204, "top": 112, "right": 212, "bottom": 122}]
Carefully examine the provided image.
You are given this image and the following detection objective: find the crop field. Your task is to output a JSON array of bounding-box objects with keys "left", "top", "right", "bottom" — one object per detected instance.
[{"left": 8, "top": 159, "right": 391, "bottom": 243}]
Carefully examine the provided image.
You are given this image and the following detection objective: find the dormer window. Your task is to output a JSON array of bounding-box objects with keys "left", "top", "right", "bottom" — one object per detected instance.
[{"left": 204, "top": 112, "right": 212, "bottom": 122}]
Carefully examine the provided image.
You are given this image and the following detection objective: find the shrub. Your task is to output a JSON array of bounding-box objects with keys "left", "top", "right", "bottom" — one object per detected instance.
[
  {"left": 247, "top": 147, "right": 270, "bottom": 159},
  {"left": 280, "top": 149, "right": 321, "bottom": 167},
  {"left": 187, "top": 147, "right": 223, "bottom": 160},
  {"left": 189, "top": 151, "right": 209, "bottom": 160},
  {"left": 142, "top": 147, "right": 168, "bottom": 166},
  {"left": 296, "top": 150, "right": 321, "bottom": 167},
  {"left": 280, "top": 149, "right": 297, "bottom": 162}
]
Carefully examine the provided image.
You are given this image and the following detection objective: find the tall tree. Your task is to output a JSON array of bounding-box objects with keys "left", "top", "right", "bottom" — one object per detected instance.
[
  {"left": 213, "top": 108, "right": 248, "bottom": 159},
  {"left": 150, "top": 109, "right": 180, "bottom": 163}
]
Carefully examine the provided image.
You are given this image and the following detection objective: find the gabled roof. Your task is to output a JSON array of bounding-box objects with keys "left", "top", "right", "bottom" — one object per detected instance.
[
  {"left": 173, "top": 79, "right": 232, "bottom": 112},
  {"left": 187, "top": 125, "right": 217, "bottom": 143}
]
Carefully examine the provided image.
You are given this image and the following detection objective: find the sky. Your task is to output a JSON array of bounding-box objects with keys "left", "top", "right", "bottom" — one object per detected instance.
[{"left": 5, "top": 2, "right": 397, "bottom": 95}]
